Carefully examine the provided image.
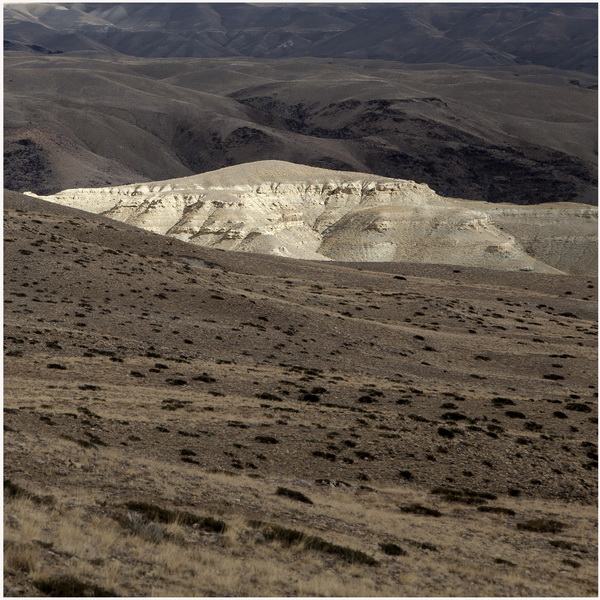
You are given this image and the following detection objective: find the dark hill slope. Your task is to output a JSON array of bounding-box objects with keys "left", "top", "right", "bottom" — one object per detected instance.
[{"left": 4, "top": 57, "right": 597, "bottom": 204}]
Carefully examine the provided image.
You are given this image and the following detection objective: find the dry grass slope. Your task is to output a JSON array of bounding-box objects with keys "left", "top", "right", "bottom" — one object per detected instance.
[{"left": 4, "top": 191, "right": 597, "bottom": 596}]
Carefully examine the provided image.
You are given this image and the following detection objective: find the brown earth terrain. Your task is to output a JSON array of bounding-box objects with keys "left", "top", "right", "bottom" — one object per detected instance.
[{"left": 4, "top": 190, "right": 597, "bottom": 597}]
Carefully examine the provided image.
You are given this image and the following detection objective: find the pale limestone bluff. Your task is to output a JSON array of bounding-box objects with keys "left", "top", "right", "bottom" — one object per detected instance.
[{"left": 26, "top": 160, "right": 597, "bottom": 273}]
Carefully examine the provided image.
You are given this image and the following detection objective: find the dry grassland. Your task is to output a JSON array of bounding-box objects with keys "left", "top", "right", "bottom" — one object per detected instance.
[{"left": 4, "top": 193, "right": 597, "bottom": 596}]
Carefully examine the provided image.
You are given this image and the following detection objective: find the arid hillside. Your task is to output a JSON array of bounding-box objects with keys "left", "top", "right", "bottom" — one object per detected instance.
[{"left": 4, "top": 191, "right": 597, "bottom": 597}]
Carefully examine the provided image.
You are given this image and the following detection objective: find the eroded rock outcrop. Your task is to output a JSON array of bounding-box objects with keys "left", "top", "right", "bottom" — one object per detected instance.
[{"left": 27, "top": 160, "right": 597, "bottom": 273}]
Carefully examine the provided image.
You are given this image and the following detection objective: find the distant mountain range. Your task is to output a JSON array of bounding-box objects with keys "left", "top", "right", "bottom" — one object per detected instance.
[{"left": 4, "top": 3, "right": 597, "bottom": 73}]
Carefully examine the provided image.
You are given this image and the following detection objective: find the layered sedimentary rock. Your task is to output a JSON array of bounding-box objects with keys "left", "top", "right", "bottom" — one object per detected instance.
[{"left": 27, "top": 160, "right": 597, "bottom": 273}]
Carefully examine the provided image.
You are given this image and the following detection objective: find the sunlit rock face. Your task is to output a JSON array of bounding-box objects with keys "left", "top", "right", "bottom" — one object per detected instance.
[{"left": 27, "top": 160, "right": 597, "bottom": 273}]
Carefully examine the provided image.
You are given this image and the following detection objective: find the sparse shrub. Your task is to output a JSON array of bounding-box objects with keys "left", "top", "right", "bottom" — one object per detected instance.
[
  {"left": 125, "top": 512, "right": 169, "bottom": 543},
  {"left": 543, "top": 374, "right": 564, "bottom": 380},
  {"left": 409, "top": 414, "right": 429, "bottom": 422},
  {"left": 276, "top": 487, "right": 313, "bottom": 504},
  {"left": 437, "top": 427, "right": 454, "bottom": 439},
  {"left": 255, "top": 435, "right": 278, "bottom": 444},
  {"left": 355, "top": 450, "right": 375, "bottom": 460},
  {"left": 4, "top": 479, "right": 54, "bottom": 505},
  {"left": 492, "top": 397, "right": 514, "bottom": 407},
  {"left": 565, "top": 402, "right": 592, "bottom": 413},
  {"left": 400, "top": 504, "right": 442, "bottom": 517},
  {"left": 46, "top": 363, "right": 66, "bottom": 370},
  {"left": 549, "top": 540, "right": 574, "bottom": 550},
  {"left": 313, "top": 450, "right": 336, "bottom": 461},
  {"left": 192, "top": 373, "right": 216, "bottom": 383},
  {"left": 33, "top": 576, "right": 116, "bottom": 597},
  {"left": 166, "top": 378, "right": 187, "bottom": 386},
  {"left": 505, "top": 410, "right": 526, "bottom": 419},
  {"left": 255, "top": 523, "right": 377, "bottom": 565},
  {"left": 407, "top": 540, "right": 437, "bottom": 551},
  {"left": 256, "top": 392, "right": 282, "bottom": 401},
  {"left": 563, "top": 559, "right": 581, "bottom": 568},
  {"left": 524, "top": 421, "right": 543, "bottom": 431},
  {"left": 300, "top": 393, "right": 320, "bottom": 402},
  {"left": 441, "top": 412, "right": 468, "bottom": 421},
  {"left": 379, "top": 542, "right": 407, "bottom": 556},
  {"left": 123, "top": 501, "right": 226, "bottom": 533},
  {"left": 477, "top": 506, "right": 516, "bottom": 516},
  {"left": 517, "top": 518, "right": 566, "bottom": 534},
  {"left": 358, "top": 395, "right": 377, "bottom": 404}
]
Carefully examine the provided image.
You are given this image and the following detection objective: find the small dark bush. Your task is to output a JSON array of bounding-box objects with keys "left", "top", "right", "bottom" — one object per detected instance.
[
  {"left": 255, "top": 435, "right": 278, "bottom": 444},
  {"left": 505, "top": 410, "right": 526, "bottom": 419},
  {"left": 192, "top": 373, "right": 216, "bottom": 383},
  {"left": 441, "top": 412, "right": 468, "bottom": 421},
  {"left": 517, "top": 518, "right": 566, "bottom": 534},
  {"left": 46, "top": 363, "right": 66, "bottom": 370},
  {"left": 124, "top": 501, "right": 226, "bottom": 532},
  {"left": 300, "top": 393, "right": 320, "bottom": 402},
  {"left": 524, "top": 421, "right": 543, "bottom": 431},
  {"left": 549, "top": 540, "right": 574, "bottom": 550},
  {"left": 313, "top": 450, "right": 336, "bottom": 461},
  {"left": 166, "top": 378, "right": 187, "bottom": 386},
  {"left": 491, "top": 397, "right": 515, "bottom": 407},
  {"left": 256, "top": 523, "right": 377, "bottom": 565},
  {"left": 562, "top": 559, "right": 581, "bottom": 568},
  {"left": 400, "top": 504, "right": 442, "bottom": 517},
  {"left": 379, "top": 542, "right": 407, "bottom": 556},
  {"left": 358, "top": 395, "right": 377, "bottom": 404},
  {"left": 543, "top": 374, "right": 564, "bottom": 380},
  {"left": 33, "top": 576, "right": 116, "bottom": 597},
  {"left": 256, "top": 392, "right": 282, "bottom": 401},
  {"left": 4, "top": 479, "right": 54, "bottom": 505},
  {"left": 437, "top": 427, "right": 455, "bottom": 439},
  {"left": 355, "top": 450, "right": 375, "bottom": 460},
  {"left": 407, "top": 540, "right": 437, "bottom": 551},
  {"left": 565, "top": 403, "right": 592, "bottom": 413},
  {"left": 477, "top": 506, "right": 516, "bottom": 516},
  {"left": 276, "top": 487, "right": 313, "bottom": 504}
]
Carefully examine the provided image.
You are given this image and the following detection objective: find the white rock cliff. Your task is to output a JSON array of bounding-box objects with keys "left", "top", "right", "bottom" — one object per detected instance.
[{"left": 26, "top": 160, "right": 597, "bottom": 273}]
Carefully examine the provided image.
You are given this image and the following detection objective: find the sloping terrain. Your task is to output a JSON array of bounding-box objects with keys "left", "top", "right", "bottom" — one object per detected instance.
[
  {"left": 4, "top": 54, "right": 597, "bottom": 205},
  {"left": 4, "top": 191, "right": 597, "bottom": 596},
  {"left": 4, "top": 3, "right": 597, "bottom": 73},
  {"left": 27, "top": 160, "right": 597, "bottom": 274}
]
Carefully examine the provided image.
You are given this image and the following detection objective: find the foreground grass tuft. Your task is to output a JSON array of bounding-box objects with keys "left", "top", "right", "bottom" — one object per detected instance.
[
  {"left": 123, "top": 501, "right": 226, "bottom": 533},
  {"left": 4, "top": 478, "right": 54, "bottom": 505},
  {"left": 275, "top": 487, "right": 314, "bottom": 504},
  {"left": 33, "top": 575, "right": 117, "bottom": 597},
  {"left": 251, "top": 521, "right": 377, "bottom": 565}
]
